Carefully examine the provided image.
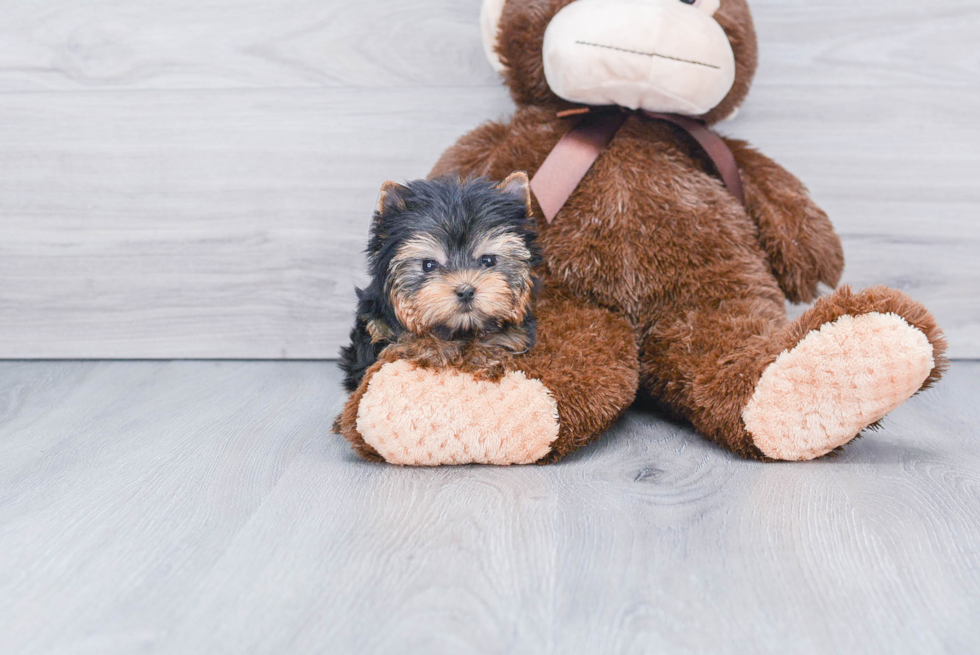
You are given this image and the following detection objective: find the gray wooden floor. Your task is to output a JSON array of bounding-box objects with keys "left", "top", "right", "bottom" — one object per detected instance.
[{"left": 0, "top": 360, "right": 977, "bottom": 654}]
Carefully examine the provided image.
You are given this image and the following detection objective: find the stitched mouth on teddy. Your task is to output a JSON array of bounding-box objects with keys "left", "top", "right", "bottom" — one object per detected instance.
[{"left": 574, "top": 40, "right": 721, "bottom": 70}]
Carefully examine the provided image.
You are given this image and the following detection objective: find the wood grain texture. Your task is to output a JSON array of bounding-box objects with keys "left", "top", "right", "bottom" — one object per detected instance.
[
  {"left": 0, "top": 0, "right": 974, "bottom": 91},
  {"left": 0, "top": 86, "right": 513, "bottom": 358},
  {"left": 0, "top": 0, "right": 497, "bottom": 91},
  {"left": 0, "top": 0, "right": 977, "bottom": 358},
  {"left": 0, "top": 361, "right": 977, "bottom": 653}
]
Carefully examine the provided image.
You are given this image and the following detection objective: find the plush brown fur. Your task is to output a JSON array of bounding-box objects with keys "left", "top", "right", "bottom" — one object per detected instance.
[{"left": 337, "top": 0, "right": 947, "bottom": 463}]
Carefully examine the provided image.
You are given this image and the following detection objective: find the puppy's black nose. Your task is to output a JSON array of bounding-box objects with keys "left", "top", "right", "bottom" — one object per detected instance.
[{"left": 455, "top": 285, "right": 476, "bottom": 303}]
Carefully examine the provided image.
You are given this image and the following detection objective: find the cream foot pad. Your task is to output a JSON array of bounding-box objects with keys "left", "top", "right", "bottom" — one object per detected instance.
[
  {"left": 743, "top": 312, "right": 935, "bottom": 461},
  {"left": 357, "top": 360, "right": 560, "bottom": 465}
]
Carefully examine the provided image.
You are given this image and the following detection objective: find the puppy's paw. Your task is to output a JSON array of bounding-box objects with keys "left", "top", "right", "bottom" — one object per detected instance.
[{"left": 355, "top": 360, "right": 559, "bottom": 465}]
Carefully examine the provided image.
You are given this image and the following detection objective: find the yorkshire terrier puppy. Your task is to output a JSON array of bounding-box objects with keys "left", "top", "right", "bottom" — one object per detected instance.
[{"left": 340, "top": 172, "right": 541, "bottom": 392}]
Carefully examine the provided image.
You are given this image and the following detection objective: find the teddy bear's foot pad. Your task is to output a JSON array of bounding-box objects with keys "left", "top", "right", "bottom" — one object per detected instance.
[
  {"left": 743, "top": 312, "right": 935, "bottom": 461},
  {"left": 356, "top": 360, "right": 560, "bottom": 465}
]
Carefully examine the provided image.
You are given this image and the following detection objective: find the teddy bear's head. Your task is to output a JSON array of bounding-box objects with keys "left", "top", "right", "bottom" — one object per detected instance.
[{"left": 481, "top": 0, "right": 757, "bottom": 124}]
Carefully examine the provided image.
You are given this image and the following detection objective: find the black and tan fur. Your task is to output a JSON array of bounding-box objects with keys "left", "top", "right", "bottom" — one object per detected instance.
[{"left": 339, "top": 173, "right": 541, "bottom": 392}]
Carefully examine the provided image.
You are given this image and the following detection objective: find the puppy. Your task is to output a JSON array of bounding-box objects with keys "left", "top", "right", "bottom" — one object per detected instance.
[{"left": 340, "top": 172, "right": 541, "bottom": 392}]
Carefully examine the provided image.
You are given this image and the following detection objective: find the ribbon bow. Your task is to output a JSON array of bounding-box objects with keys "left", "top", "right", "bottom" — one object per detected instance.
[{"left": 529, "top": 106, "right": 746, "bottom": 223}]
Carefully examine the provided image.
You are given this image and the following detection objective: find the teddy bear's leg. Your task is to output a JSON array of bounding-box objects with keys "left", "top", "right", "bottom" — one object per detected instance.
[
  {"left": 639, "top": 285, "right": 947, "bottom": 461},
  {"left": 520, "top": 292, "right": 640, "bottom": 462},
  {"left": 334, "top": 290, "right": 639, "bottom": 465}
]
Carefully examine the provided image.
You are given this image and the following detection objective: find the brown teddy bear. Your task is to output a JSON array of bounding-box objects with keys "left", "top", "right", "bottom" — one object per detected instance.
[{"left": 335, "top": 0, "right": 946, "bottom": 465}]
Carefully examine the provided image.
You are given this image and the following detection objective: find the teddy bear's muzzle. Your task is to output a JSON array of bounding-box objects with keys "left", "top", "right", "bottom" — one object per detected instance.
[{"left": 541, "top": 0, "right": 736, "bottom": 116}]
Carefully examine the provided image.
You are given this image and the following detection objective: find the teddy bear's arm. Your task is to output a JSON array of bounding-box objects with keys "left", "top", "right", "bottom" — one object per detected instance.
[
  {"left": 334, "top": 286, "right": 639, "bottom": 466},
  {"left": 724, "top": 138, "right": 845, "bottom": 303}
]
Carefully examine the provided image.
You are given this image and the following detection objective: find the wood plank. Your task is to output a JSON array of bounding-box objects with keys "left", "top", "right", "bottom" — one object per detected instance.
[
  {"left": 0, "top": 0, "right": 975, "bottom": 92},
  {"left": 0, "top": 361, "right": 345, "bottom": 654},
  {"left": 0, "top": 361, "right": 978, "bottom": 653},
  {"left": 0, "top": 0, "right": 497, "bottom": 91},
  {"left": 751, "top": 0, "right": 980, "bottom": 89},
  {"left": 0, "top": 86, "right": 513, "bottom": 358},
  {"left": 0, "top": 84, "right": 976, "bottom": 358}
]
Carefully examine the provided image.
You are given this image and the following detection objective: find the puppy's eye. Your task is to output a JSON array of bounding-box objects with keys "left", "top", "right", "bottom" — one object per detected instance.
[
  {"left": 679, "top": 0, "right": 698, "bottom": 4},
  {"left": 480, "top": 255, "right": 497, "bottom": 268},
  {"left": 421, "top": 259, "right": 440, "bottom": 273}
]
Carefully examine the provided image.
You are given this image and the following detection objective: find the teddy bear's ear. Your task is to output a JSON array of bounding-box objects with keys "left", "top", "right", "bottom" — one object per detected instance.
[
  {"left": 376, "top": 181, "right": 409, "bottom": 218},
  {"left": 496, "top": 171, "right": 533, "bottom": 217},
  {"left": 480, "top": 0, "right": 507, "bottom": 73}
]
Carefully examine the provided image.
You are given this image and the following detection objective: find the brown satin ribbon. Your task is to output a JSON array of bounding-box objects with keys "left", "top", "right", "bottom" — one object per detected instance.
[{"left": 529, "top": 107, "right": 746, "bottom": 223}]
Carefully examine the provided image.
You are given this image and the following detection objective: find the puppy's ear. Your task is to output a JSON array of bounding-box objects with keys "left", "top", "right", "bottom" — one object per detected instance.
[
  {"left": 377, "top": 181, "right": 409, "bottom": 217},
  {"left": 495, "top": 171, "right": 533, "bottom": 217}
]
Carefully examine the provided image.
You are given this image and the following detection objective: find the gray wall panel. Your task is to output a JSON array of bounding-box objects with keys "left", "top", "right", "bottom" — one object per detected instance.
[{"left": 0, "top": 0, "right": 976, "bottom": 358}]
